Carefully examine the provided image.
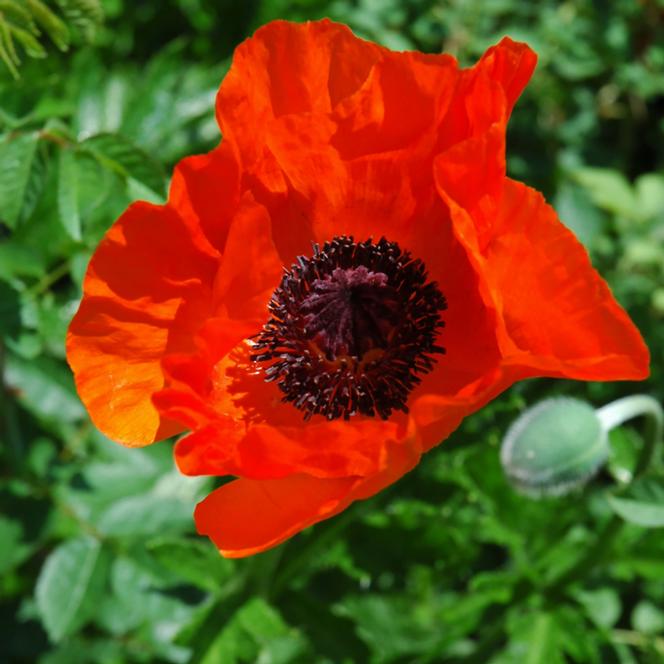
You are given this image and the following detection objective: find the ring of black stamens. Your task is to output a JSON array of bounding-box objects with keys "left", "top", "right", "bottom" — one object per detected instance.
[{"left": 250, "top": 236, "right": 447, "bottom": 421}]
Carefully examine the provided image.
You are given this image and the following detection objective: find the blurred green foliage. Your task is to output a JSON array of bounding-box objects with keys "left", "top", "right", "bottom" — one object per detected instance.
[{"left": 1, "top": 0, "right": 664, "bottom": 662}]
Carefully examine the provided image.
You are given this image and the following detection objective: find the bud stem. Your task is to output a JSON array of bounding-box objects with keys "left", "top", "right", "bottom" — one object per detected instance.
[{"left": 596, "top": 394, "right": 663, "bottom": 479}]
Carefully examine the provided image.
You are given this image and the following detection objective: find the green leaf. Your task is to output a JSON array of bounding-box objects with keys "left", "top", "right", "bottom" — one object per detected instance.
[
  {"left": 9, "top": 24, "right": 47, "bottom": 58},
  {"left": 0, "top": 13, "right": 20, "bottom": 75},
  {"left": 0, "top": 244, "right": 45, "bottom": 279},
  {"left": 634, "top": 173, "right": 664, "bottom": 221},
  {"left": 0, "top": 28, "right": 19, "bottom": 79},
  {"left": 573, "top": 168, "right": 637, "bottom": 220},
  {"left": 20, "top": 143, "right": 48, "bottom": 222},
  {"left": 335, "top": 594, "right": 440, "bottom": 660},
  {"left": 575, "top": 588, "right": 621, "bottom": 629},
  {"left": 95, "top": 475, "right": 197, "bottom": 537},
  {"left": 146, "top": 537, "right": 233, "bottom": 592},
  {"left": 57, "top": 148, "right": 81, "bottom": 240},
  {"left": 79, "top": 132, "right": 166, "bottom": 198},
  {"left": 199, "top": 598, "right": 307, "bottom": 664},
  {"left": 524, "top": 614, "right": 561, "bottom": 664},
  {"left": 0, "top": 0, "right": 37, "bottom": 29},
  {"left": 553, "top": 182, "right": 605, "bottom": 247},
  {"left": 56, "top": 0, "right": 104, "bottom": 42},
  {"left": 38, "top": 638, "right": 125, "bottom": 664},
  {"left": 498, "top": 610, "right": 567, "bottom": 664},
  {"left": 35, "top": 537, "right": 108, "bottom": 641},
  {"left": 26, "top": 0, "right": 70, "bottom": 51},
  {"left": 3, "top": 351, "right": 85, "bottom": 423},
  {"left": 632, "top": 601, "right": 664, "bottom": 635},
  {"left": 96, "top": 554, "right": 194, "bottom": 634},
  {"left": 0, "top": 132, "right": 38, "bottom": 228},
  {"left": 607, "top": 477, "right": 664, "bottom": 527}
]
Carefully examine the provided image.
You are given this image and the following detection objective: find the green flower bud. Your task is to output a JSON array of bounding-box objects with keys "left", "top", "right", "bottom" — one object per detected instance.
[{"left": 501, "top": 397, "right": 608, "bottom": 497}]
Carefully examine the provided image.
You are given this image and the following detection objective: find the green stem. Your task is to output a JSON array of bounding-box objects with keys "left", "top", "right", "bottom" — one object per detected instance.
[
  {"left": 22, "top": 260, "right": 71, "bottom": 299},
  {"left": 597, "top": 395, "right": 663, "bottom": 479}
]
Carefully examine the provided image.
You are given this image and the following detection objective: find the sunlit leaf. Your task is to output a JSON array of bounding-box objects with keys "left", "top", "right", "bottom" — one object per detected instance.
[
  {"left": 3, "top": 351, "right": 85, "bottom": 423},
  {"left": 35, "top": 537, "right": 109, "bottom": 641}
]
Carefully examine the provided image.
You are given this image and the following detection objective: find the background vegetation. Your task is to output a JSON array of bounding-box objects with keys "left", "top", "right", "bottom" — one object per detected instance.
[{"left": 1, "top": 0, "right": 663, "bottom": 662}]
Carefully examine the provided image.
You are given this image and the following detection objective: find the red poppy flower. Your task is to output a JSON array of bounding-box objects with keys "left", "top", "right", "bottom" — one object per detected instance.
[{"left": 67, "top": 20, "right": 649, "bottom": 557}]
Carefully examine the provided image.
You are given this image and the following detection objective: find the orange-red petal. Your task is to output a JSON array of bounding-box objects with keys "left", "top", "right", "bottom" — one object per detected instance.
[
  {"left": 67, "top": 202, "right": 219, "bottom": 445},
  {"left": 195, "top": 474, "right": 360, "bottom": 558},
  {"left": 487, "top": 180, "right": 650, "bottom": 379},
  {"left": 195, "top": 434, "right": 421, "bottom": 557},
  {"left": 440, "top": 178, "right": 650, "bottom": 381},
  {"left": 169, "top": 142, "right": 241, "bottom": 253},
  {"left": 216, "top": 19, "right": 381, "bottom": 171},
  {"left": 213, "top": 194, "right": 284, "bottom": 323}
]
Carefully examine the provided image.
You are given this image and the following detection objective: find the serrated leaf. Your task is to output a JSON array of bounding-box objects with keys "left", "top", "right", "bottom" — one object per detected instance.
[
  {"left": 20, "top": 141, "right": 48, "bottom": 221},
  {"left": 607, "top": 477, "right": 664, "bottom": 527},
  {"left": 80, "top": 132, "right": 166, "bottom": 198},
  {"left": 57, "top": 147, "right": 80, "bottom": 239},
  {"left": 26, "top": 0, "right": 70, "bottom": 51},
  {"left": 0, "top": 132, "right": 37, "bottom": 227},
  {"left": 35, "top": 537, "right": 108, "bottom": 641}
]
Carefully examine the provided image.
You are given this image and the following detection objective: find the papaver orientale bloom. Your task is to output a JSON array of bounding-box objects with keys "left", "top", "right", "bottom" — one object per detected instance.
[{"left": 67, "top": 20, "right": 649, "bottom": 557}]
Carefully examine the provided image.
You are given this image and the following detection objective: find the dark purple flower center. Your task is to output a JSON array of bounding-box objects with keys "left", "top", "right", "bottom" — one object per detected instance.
[
  {"left": 250, "top": 236, "right": 446, "bottom": 421},
  {"left": 301, "top": 265, "right": 397, "bottom": 359}
]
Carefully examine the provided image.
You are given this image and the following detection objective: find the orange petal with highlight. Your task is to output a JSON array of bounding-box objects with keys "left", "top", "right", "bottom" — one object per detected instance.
[{"left": 66, "top": 202, "right": 219, "bottom": 445}]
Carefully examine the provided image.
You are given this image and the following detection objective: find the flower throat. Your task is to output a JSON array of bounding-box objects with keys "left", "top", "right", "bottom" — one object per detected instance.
[{"left": 250, "top": 236, "right": 446, "bottom": 421}]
